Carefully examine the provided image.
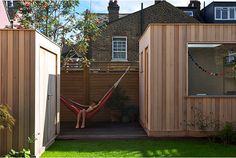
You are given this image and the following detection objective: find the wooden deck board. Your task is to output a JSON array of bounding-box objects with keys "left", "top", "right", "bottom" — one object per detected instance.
[{"left": 58, "top": 122, "right": 147, "bottom": 140}]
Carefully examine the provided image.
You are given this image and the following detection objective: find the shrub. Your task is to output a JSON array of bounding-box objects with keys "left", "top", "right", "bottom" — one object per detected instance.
[
  {"left": 218, "top": 122, "right": 236, "bottom": 144},
  {"left": 4, "top": 134, "right": 36, "bottom": 158},
  {"left": 4, "top": 149, "right": 30, "bottom": 158},
  {"left": 0, "top": 104, "right": 15, "bottom": 130},
  {"left": 106, "top": 86, "right": 129, "bottom": 111},
  {"left": 185, "top": 106, "right": 220, "bottom": 131}
]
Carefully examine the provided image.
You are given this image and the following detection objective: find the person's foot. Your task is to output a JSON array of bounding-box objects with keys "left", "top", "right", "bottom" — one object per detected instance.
[
  {"left": 76, "top": 124, "right": 80, "bottom": 128},
  {"left": 81, "top": 124, "right": 85, "bottom": 128}
]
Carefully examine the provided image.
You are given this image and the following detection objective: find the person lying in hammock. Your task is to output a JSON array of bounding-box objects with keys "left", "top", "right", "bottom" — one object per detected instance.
[{"left": 76, "top": 100, "right": 100, "bottom": 129}]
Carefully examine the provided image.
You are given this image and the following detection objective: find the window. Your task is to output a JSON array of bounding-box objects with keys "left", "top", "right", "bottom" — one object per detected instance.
[
  {"left": 188, "top": 43, "right": 236, "bottom": 96},
  {"left": 184, "top": 11, "right": 193, "bottom": 17},
  {"left": 215, "top": 7, "right": 236, "bottom": 20},
  {"left": 112, "top": 36, "right": 127, "bottom": 61}
]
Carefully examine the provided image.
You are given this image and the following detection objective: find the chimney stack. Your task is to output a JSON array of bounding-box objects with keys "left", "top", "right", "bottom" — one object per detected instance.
[
  {"left": 188, "top": 0, "right": 201, "bottom": 10},
  {"left": 108, "top": 0, "right": 120, "bottom": 23},
  {"left": 155, "top": 0, "right": 165, "bottom": 4}
]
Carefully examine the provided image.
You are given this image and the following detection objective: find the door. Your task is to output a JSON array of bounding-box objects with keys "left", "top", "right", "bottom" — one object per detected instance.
[
  {"left": 144, "top": 47, "right": 149, "bottom": 128},
  {"left": 39, "top": 48, "right": 57, "bottom": 146}
]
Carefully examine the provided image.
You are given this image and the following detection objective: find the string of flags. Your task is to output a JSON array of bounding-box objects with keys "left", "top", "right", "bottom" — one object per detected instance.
[{"left": 188, "top": 52, "right": 224, "bottom": 77}]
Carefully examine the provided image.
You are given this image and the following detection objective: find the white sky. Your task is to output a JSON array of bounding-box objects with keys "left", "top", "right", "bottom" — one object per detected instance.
[{"left": 80, "top": 0, "right": 236, "bottom": 13}]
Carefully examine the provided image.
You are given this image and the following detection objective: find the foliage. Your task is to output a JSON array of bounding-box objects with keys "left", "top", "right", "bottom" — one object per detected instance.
[
  {"left": 4, "top": 134, "right": 36, "bottom": 158},
  {"left": 5, "top": 148, "right": 31, "bottom": 158},
  {"left": 122, "top": 105, "right": 139, "bottom": 123},
  {"left": 42, "top": 139, "right": 236, "bottom": 157},
  {"left": 185, "top": 106, "right": 220, "bottom": 131},
  {"left": 15, "top": 0, "right": 79, "bottom": 44},
  {"left": 63, "top": 10, "right": 105, "bottom": 68},
  {"left": 15, "top": 1, "right": 105, "bottom": 67},
  {"left": 218, "top": 122, "right": 236, "bottom": 144},
  {"left": 106, "top": 86, "right": 129, "bottom": 111},
  {"left": 0, "top": 104, "right": 15, "bottom": 130}
]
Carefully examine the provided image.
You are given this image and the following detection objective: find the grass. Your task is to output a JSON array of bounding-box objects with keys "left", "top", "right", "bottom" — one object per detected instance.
[{"left": 41, "top": 139, "right": 236, "bottom": 157}]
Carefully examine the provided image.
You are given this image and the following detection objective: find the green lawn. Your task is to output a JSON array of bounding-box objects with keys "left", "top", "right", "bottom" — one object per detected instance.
[{"left": 41, "top": 139, "right": 236, "bottom": 157}]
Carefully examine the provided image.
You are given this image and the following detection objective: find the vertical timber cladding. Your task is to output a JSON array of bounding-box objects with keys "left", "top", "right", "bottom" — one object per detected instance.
[
  {"left": 0, "top": 30, "right": 60, "bottom": 156},
  {"left": 0, "top": 30, "right": 35, "bottom": 156},
  {"left": 139, "top": 24, "right": 236, "bottom": 136}
]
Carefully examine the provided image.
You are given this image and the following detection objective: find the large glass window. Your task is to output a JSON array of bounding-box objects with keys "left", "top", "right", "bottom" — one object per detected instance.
[
  {"left": 112, "top": 36, "right": 127, "bottom": 61},
  {"left": 215, "top": 7, "right": 236, "bottom": 20},
  {"left": 188, "top": 43, "right": 236, "bottom": 96}
]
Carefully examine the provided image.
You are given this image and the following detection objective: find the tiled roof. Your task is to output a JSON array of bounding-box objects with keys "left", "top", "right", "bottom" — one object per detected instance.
[
  {"left": 109, "top": 1, "right": 199, "bottom": 24},
  {"left": 96, "top": 13, "right": 128, "bottom": 24}
]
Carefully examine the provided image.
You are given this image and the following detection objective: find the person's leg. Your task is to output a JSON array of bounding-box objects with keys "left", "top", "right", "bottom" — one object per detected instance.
[
  {"left": 81, "top": 109, "right": 86, "bottom": 128},
  {"left": 76, "top": 111, "right": 82, "bottom": 128}
]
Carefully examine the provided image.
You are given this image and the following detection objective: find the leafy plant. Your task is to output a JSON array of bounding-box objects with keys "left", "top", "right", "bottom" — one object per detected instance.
[
  {"left": 5, "top": 148, "right": 31, "bottom": 158},
  {"left": 4, "top": 133, "right": 36, "bottom": 157},
  {"left": 106, "top": 86, "right": 129, "bottom": 111},
  {"left": 218, "top": 122, "right": 236, "bottom": 144},
  {"left": 0, "top": 104, "right": 15, "bottom": 130},
  {"left": 185, "top": 106, "right": 220, "bottom": 131}
]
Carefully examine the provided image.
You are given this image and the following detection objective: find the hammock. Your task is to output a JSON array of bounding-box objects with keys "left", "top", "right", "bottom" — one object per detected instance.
[{"left": 60, "top": 67, "right": 130, "bottom": 119}]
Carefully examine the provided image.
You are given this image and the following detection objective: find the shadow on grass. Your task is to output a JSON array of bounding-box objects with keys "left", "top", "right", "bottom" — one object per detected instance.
[{"left": 42, "top": 139, "right": 236, "bottom": 157}]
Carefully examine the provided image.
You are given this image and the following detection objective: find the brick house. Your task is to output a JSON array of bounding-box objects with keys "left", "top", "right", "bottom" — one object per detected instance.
[
  {"left": 91, "top": 0, "right": 198, "bottom": 62},
  {"left": 201, "top": 1, "right": 236, "bottom": 23}
]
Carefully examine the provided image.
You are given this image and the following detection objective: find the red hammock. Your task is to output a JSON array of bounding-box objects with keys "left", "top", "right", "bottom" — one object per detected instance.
[{"left": 60, "top": 67, "right": 130, "bottom": 119}]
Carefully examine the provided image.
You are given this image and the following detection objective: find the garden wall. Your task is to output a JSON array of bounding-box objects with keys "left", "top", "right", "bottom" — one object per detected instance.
[{"left": 60, "top": 70, "right": 139, "bottom": 122}]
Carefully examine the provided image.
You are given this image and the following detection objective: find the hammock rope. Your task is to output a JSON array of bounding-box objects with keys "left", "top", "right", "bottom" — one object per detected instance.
[{"left": 60, "top": 66, "right": 130, "bottom": 119}]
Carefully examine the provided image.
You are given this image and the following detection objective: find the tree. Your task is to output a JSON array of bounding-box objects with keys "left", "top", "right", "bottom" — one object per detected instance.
[
  {"left": 64, "top": 9, "right": 105, "bottom": 67},
  {"left": 15, "top": 0, "right": 105, "bottom": 67},
  {"left": 15, "top": 0, "right": 79, "bottom": 44}
]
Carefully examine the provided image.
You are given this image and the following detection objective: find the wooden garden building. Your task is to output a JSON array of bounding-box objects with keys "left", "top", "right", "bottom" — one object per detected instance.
[
  {"left": 139, "top": 24, "right": 236, "bottom": 137},
  {"left": 0, "top": 29, "right": 60, "bottom": 156}
]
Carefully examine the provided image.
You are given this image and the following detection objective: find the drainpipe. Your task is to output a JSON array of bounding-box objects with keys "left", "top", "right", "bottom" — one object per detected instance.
[{"left": 140, "top": 3, "right": 144, "bottom": 35}]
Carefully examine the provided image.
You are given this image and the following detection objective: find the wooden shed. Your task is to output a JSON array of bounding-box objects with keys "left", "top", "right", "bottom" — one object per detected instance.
[
  {"left": 139, "top": 24, "right": 236, "bottom": 137},
  {"left": 0, "top": 29, "right": 60, "bottom": 156}
]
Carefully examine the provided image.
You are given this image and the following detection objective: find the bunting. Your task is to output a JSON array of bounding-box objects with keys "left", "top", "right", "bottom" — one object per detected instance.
[{"left": 188, "top": 52, "right": 225, "bottom": 77}]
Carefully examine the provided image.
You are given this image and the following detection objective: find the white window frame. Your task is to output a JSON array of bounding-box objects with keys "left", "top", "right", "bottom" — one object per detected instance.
[
  {"left": 112, "top": 36, "right": 127, "bottom": 61},
  {"left": 215, "top": 7, "right": 236, "bottom": 20},
  {"left": 184, "top": 11, "right": 193, "bottom": 17}
]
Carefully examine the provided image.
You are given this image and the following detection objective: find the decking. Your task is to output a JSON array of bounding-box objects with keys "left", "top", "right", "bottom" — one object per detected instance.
[{"left": 58, "top": 122, "right": 147, "bottom": 140}]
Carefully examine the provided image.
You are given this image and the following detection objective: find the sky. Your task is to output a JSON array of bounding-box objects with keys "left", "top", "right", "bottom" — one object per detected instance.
[{"left": 77, "top": 0, "right": 236, "bottom": 13}]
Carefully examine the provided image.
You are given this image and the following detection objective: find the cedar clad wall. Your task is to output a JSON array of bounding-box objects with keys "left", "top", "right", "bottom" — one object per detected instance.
[
  {"left": 139, "top": 24, "right": 236, "bottom": 136},
  {"left": 0, "top": 30, "right": 60, "bottom": 156},
  {"left": 0, "top": 30, "right": 36, "bottom": 155}
]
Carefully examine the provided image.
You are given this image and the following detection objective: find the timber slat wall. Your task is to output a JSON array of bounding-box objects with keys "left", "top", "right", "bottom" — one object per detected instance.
[
  {"left": 186, "top": 97, "right": 236, "bottom": 131},
  {"left": 139, "top": 24, "right": 236, "bottom": 136},
  {"left": 61, "top": 70, "right": 139, "bottom": 122},
  {"left": 0, "top": 30, "right": 35, "bottom": 155}
]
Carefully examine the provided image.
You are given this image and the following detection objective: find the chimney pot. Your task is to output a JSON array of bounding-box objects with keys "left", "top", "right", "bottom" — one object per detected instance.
[
  {"left": 108, "top": 0, "right": 120, "bottom": 22},
  {"left": 155, "top": 0, "right": 165, "bottom": 4},
  {"left": 188, "top": 0, "right": 201, "bottom": 10}
]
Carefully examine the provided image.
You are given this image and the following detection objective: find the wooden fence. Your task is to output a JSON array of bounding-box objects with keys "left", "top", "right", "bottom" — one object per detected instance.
[{"left": 61, "top": 62, "right": 139, "bottom": 122}]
